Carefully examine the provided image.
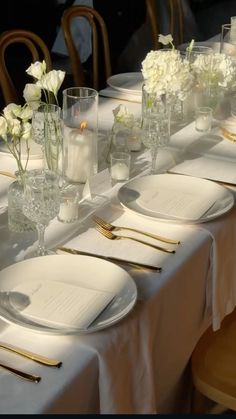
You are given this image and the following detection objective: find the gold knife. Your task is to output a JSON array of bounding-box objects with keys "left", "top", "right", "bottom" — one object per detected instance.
[
  {"left": 57, "top": 247, "right": 162, "bottom": 272},
  {"left": 0, "top": 342, "right": 62, "bottom": 368}
]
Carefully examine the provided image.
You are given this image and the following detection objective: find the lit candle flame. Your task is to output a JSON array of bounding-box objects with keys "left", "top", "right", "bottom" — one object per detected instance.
[{"left": 80, "top": 121, "right": 87, "bottom": 131}]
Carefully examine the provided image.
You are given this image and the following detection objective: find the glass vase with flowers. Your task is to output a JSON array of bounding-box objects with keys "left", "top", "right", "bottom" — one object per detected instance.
[
  {"left": 23, "top": 60, "right": 65, "bottom": 174},
  {"left": 108, "top": 104, "right": 142, "bottom": 162},
  {"left": 141, "top": 34, "right": 194, "bottom": 130},
  {"left": 0, "top": 103, "right": 36, "bottom": 232}
]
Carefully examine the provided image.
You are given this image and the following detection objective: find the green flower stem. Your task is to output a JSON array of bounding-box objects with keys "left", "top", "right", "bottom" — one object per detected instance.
[{"left": 5, "top": 136, "right": 29, "bottom": 183}]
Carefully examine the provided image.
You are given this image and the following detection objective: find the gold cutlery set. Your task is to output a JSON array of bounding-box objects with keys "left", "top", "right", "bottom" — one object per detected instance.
[
  {"left": 59, "top": 216, "right": 180, "bottom": 272},
  {"left": 0, "top": 341, "right": 62, "bottom": 383},
  {"left": 0, "top": 223, "right": 178, "bottom": 382},
  {"left": 58, "top": 246, "right": 162, "bottom": 272}
]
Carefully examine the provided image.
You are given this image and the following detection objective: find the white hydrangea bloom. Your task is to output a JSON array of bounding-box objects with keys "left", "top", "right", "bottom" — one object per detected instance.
[
  {"left": 191, "top": 52, "right": 235, "bottom": 89},
  {"left": 141, "top": 49, "right": 193, "bottom": 100}
]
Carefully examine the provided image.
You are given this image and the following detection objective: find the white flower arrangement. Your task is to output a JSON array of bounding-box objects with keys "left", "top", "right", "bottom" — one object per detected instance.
[
  {"left": 0, "top": 103, "right": 32, "bottom": 181},
  {"left": 23, "top": 60, "right": 65, "bottom": 108},
  {"left": 191, "top": 52, "right": 235, "bottom": 89},
  {"left": 111, "top": 104, "right": 142, "bottom": 151},
  {"left": 0, "top": 61, "right": 66, "bottom": 180},
  {"left": 112, "top": 104, "right": 135, "bottom": 130},
  {"left": 141, "top": 34, "right": 194, "bottom": 101}
]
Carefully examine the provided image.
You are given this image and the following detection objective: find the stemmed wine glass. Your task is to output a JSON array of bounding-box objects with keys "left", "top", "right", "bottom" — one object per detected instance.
[{"left": 22, "top": 169, "right": 60, "bottom": 256}]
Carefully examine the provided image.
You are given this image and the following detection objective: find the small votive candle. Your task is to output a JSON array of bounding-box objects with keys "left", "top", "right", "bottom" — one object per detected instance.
[
  {"left": 110, "top": 152, "right": 131, "bottom": 182},
  {"left": 57, "top": 187, "right": 79, "bottom": 223},
  {"left": 195, "top": 107, "right": 212, "bottom": 132}
]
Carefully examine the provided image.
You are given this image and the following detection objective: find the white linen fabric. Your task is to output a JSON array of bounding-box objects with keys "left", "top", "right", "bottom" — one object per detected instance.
[{"left": 0, "top": 93, "right": 235, "bottom": 414}]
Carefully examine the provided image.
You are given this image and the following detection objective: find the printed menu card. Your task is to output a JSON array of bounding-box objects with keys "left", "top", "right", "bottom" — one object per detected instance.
[{"left": 12, "top": 280, "right": 115, "bottom": 329}]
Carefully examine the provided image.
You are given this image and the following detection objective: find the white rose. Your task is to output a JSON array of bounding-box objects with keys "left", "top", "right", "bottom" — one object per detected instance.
[
  {"left": 26, "top": 60, "right": 46, "bottom": 80},
  {"left": 19, "top": 104, "right": 33, "bottom": 121},
  {"left": 3, "top": 103, "right": 21, "bottom": 121},
  {"left": 158, "top": 34, "right": 173, "bottom": 46},
  {"left": 9, "top": 118, "right": 21, "bottom": 137},
  {"left": 0, "top": 116, "right": 8, "bottom": 138},
  {"left": 23, "top": 83, "right": 41, "bottom": 105},
  {"left": 37, "top": 70, "right": 65, "bottom": 95},
  {"left": 21, "top": 122, "right": 32, "bottom": 140}
]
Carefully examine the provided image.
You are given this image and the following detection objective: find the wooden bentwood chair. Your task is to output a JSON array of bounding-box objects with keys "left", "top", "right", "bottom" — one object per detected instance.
[
  {"left": 61, "top": 5, "right": 112, "bottom": 90},
  {"left": 168, "top": 0, "right": 184, "bottom": 46},
  {"left": 0, "top": 29, "right": 52, "bottom": 105},
  {"left": 191, "top": 308, "right": 236, "bottom": 413}
]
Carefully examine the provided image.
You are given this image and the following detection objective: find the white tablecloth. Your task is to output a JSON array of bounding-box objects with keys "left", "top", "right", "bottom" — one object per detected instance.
[{"left": 0, "top": 95, "right": 235, "bottom": 413}]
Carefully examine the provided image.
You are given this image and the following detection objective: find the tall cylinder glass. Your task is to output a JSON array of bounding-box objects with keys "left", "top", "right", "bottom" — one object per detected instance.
[
  {"left": 31, "top": 104, "right": 63, "bottom": 174},
  {"left": 142, "top": 85, "right": 169, "bottom": 174},
  {"left": 62, "top": 87, "right": 98, "bottom": 184}
]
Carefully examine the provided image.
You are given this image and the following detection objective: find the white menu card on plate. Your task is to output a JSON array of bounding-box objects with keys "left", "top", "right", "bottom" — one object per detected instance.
[{"left": 12, "top": 280, "right": 115, "bottom": 329}]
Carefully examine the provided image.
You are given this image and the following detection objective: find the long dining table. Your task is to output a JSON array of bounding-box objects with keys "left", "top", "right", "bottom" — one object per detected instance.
[{"left": 0, "top": 91, "right": 236, "bottom": 414}]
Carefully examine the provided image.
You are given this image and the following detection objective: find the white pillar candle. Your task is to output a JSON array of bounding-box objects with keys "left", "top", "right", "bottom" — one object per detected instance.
[
  {"left": 64, "top": 126, "right": 95, "bottom": 183},
  {"left": 58, "top": 200, "right": 78, "bottom": 223},
  {"left": 111, "top": 162, "right": 130, "bottom": 181}
]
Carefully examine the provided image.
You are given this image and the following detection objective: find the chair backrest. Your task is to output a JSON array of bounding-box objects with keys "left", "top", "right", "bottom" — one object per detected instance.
[
  {"left": 168, "top": 0, "right": 184, "bottom": 46},
  {"left": 61, "top": 5, "right": 112, "bottom": 90},
  {"left": 191, "top": 308, "right": 236, "bottom": 413},
  {"left": 0, "top": 29, "right": 52, "bottom": 106},
  {"left": 145, "top": 0, "right": 161, "bottom": 50}
]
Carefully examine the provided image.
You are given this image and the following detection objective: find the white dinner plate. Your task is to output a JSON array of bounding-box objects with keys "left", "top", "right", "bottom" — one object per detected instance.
[
  {"left": 0, "top": 255, "right": 137, "bottom": 334},
  {"left": 118, "top": 174, "right": 234, "bottom": 224},
  {"left": 178, "top": 41, "right": 236, "bottom": 56},
  {"left": 0, "top": 138, "right": 42, "bottom": 160},
  {"left": 107, "top": 72, "right": 144, "bottom": 95}
]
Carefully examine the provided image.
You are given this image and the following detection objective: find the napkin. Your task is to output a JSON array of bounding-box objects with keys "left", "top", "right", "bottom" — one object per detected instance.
[{"left": 99, "top": 87, "right": 142, "bottom": 103}]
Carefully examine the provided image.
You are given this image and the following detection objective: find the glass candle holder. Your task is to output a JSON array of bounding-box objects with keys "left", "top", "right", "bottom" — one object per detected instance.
[
  {"left": 62, "top": 87, "right": 98, "bottom": 184},
  {"left": 110, "top": 152, "right": 131, "bottom": 182},
  {"left": 195, "top": 107, "right": 212, "bottom": 132},
  {"left": 57, "top": 186, "right": 79, "bottom": 223}
]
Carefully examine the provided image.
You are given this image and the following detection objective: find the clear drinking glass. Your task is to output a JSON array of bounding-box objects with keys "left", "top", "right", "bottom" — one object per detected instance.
[
  {"left": 31, "top": 104, "right": 63, "bottom": 174},
  {"left": 195, "top": 107, "right": 213, "bottom": 132},
  {"left": 62, "top": 87, "right": 98, "bottom": 184},
  {"left": 22, "top": 169, "right": 60, "bottom": 256},
  {"left": 110, "top": 151, "right": 131, "bottom": 182},
  {"left": 142, "top": 115, "right": 161, "bottom": 174},
  {"left": 220, "top": 23, "right": 236, "bottom": 55},
  {"left": 142, "top": 86, "right": 169, "bottom": 174}
]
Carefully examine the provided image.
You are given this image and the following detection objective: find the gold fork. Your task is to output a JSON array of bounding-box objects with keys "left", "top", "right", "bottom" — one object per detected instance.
[
  {"left": 95, "top": 224, "right": 175, "bottom": 254},
  {"left": 93, "top": 215, "right": 180, "bottom": 245},
  {"left": 0, "top": 361, "right": 41, "bottom": 383}
]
